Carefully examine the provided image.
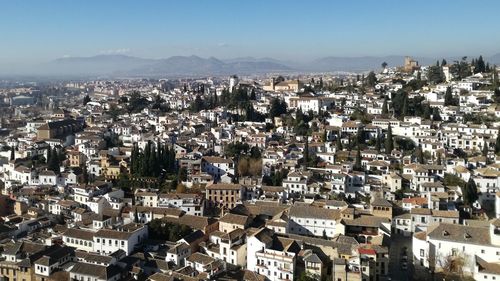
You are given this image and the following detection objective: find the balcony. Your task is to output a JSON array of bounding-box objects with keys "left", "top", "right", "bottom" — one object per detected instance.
[{"left": 255, "top": 251, "right": 294, "bottom": 262}]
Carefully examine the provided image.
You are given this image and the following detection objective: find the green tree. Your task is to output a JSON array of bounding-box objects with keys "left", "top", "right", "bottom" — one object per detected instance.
[
  {"left": 297, "top": 271, "right": 316, "bottom": 281},
  {"left": 82, "top": 165, "right": 89, "bottom": 184},
  {"left": 482, "top": 142, "right": 489, "bottom": 157},
  {"left": 401, "top": 95, "right": 409, "bottom": 118},
  {"left": 303, "top": 138, "right": 309, "bottom": 166},
  {"left": 444, "top": 173, "right": 466, "bottom": 187},
  {"left": 225, "top": 142, "right": 250, "bottom": 158},
  {"left": 250, "top": 146, "right": 262, "bottom": 159},
  {"left": 148, "top": 219, "right": 193, "bottom": 241},
  {"left": 496, "top": 131, "right": 500, "bottom": 154},
  {"left": 356, "top": 127, "right": 365, "bottom": 148},
  {"left": 10, "top": 147, "right": 15, "bottom": 161},
  {"left": 415, "top": 144, "right": 424, "bottom": 164},
  {"left": 450, "top": 57, "right": 472, "bottom": 80},
  {"left": 423, "top": 104, "right": 431, "bottom": 120},
  {"left": 269, "top": 98, "right": 286, "bottom": 118},
  {"left": 427, "top": 65, "right": 445, "bottom": 84},
  {"left": 375, "top": 133, "right": 382, "bottom": 152},
  {"left": 47, "top": 147, "right": 60, "bottom": 173},
  {"left": 366, "top": 71, "right": 377, "bottom": 87},
  {"left": 385, "top": 125, "right": 394, "bottom": 153},
  {"left": 190, "top": 95, "right": 205, "bottom": 112},
  {"left": 382, "top": 98, "right": 389, "bottom": 115},
  {"left": 83, "top": 94, "right": 91, "bottom": 105},
  {"left": 336, "top": 138, "right": 343, "bottom": 152},
  {"left": 432, "top": 107, "right": 442, "bottom": 121},
  {"left": 117, "top": 173, "right": 132, "bottom": 193},
  {"left": 178, "top": 167, "right": 188, "bottom": 182},
  {"left": 381, "top": 62, "right": 388, "bottom": 69},
  {"left": 436, "top": 152, "right": 442, "bottom": 165},
  {"left": 474, "top": 55, "right": 486, "bottom": 73},
  {"left": 462, "top": 178, "right": 478, "bottom": 207},
  {"left": 492, "top": 66, "right": 498, "bottom": 90},
  {"left": 353, "top": 148, "right": 362, "bottom": 171},
  {"left": 444, "top": 87, "right": 454, "bottom": 106},
  {"left": 127, "top": 91, "right": 148, "bottom": 113},
  {"left": 441, "top": 59, "right": 447, "bottom": 66}
]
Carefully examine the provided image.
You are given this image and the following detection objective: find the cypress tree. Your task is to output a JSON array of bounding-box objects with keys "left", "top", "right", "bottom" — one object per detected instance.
[
  {"left": 303, "top": 138, "right": 309, "bottom": 166},
  {"left": 150, "top": 143, "right": 158, "bottom": 177},
  {"left": 10, "top": 147, "right": 15, "bottom": 161},
  {"left": 356, "top": 128, "right": 365, "bottom": 148},
  {"left": 496, "top": 131, "right": 500, "bottom": 155},
  {"left": 432, "top": 107, "right": 442, "bottom": 121},
  {"left": 83, "top": 95, "right": 91, "bottom": 105},
  {"left": 401, "top": 95, "right": 408, "bottom": 118},
  {"left": 416, "top": 144, "right": 424, "bottom": 164},
  {"left": 493, "top": 66, "right": 499, "bottom": 90},
  {"left": 82, "top": 165, "right": 89, "bottom": 184},
  {"left": 336, "top": 138, "right": 343, "bottom": 152},
  {"left": 444, "top": 87, "right": 453, "bottom": 106},
  {"left": 57, "top": 148, "right": 65, "bottom": 164},
  {"left": 423, "top": 104, "right": 431, "bottom": 120},
  {"left": 48, "top": 147, "right": 59, "bottom": 172},
  {"left": 482, "top": 142, "right": 489, "bottom": 157},
  {"left": 46, "top": 148, "right": 52, "bottom": 165},
  {"left": 375, "top": 133, "right": 382, "bottom": 152},
  {"left": 144, "top": 141, "right": 152, "bottom": 176},
  {"left": 476, "top": 55, "right": 485, "bottom": 73},
  {"left": 462, "top": 178, "right": 478, "bottom": 207},
  {"left": 385, "top": 125, "right": 394, "bottom": 153},
  {"left": 354, "top": 148, "right": 362, "bottom": 171},
  {"left": 382, "top": 98, "right": 388, "bottom": 115}
]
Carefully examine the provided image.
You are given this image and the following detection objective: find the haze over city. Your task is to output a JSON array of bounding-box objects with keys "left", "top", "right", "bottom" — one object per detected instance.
[
  {"left": 1, "top": 0, "right": 500, "bottom": 75},
  {"left": 0, "top": 2, "right": 500, "bottom": 281}
]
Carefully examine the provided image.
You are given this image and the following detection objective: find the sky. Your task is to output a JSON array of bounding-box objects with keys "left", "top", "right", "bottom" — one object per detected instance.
[{"left": 0, "top": 0, "right": 499, "bottom": 67}]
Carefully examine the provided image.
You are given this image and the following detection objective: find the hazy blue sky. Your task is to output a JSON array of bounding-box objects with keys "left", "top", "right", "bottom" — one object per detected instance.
[{"left": 1, "top": 0, "right": 499, "bottom": 65}]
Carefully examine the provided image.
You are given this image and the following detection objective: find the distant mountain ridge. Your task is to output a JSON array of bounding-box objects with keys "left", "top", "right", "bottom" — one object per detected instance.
[
  {"left": 36, "top": 53, "right": 500, "bottom": 77},
  {"left": 41, "top": 55, "right": 292, "bottom": 76}
]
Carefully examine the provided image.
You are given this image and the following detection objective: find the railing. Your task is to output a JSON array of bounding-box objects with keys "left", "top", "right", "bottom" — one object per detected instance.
[{"left": 255, "top": 251, "right": 294, "bottom": 262}]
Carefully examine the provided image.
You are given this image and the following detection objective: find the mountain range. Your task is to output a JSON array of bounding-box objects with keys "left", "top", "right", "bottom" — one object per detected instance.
[{"left": 31, "top": 53, "right": 500, "bottom": 77}]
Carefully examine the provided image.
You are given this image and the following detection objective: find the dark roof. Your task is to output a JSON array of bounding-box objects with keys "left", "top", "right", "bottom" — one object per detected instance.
[
  {"left": 371, "top": 198, "right": 392, "bottom": 207},
  {"left": 70, "top": 262, "right": 121, "bottom": 280},
  {"left": 219, "top": 213, "right": 251, "bottom": 226},
  {"left": 63, "top": 228, "right": 94, "bottom": 241},
  {"left": 179, "top": 230, "right": 204, "bottom": 244},
  {"left": 289, "top": 205, "right": 340, "bottom": 220},
  {"left": 206, "top": 183, "right": 243, "bottom": 190},
  {"left": 427, "top": 223, "right": 490, "bottom": 245}
]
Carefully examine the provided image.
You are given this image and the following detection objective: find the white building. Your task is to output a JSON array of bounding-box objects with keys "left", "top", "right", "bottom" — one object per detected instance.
[
  {"left": 247, "top": 228, "right": 300, "bottom": 281},
  {"left": 93, "top": 224, "right": 148, "bottom": 255},
  {"left": 413, "top": 220, "right": 500, "bottom": 279},
  {"left": 287, "top": 205, "right": 343, "bottom": 238}
]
